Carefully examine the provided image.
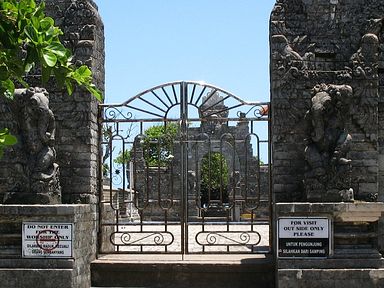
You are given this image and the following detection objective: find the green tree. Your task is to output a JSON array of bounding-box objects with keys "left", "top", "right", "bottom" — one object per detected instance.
[
  {"left": 201, "top": 152, "right": 229, "bottom": 190},
  {"left": 114, "top": 123, "right": 179, "bottom": 167},
  {"left": 0, "top": 0, "right": 103, "bottom": 156},
  {"left": 143, "top": 123, "right": 178, "bottom": 166},
  {"left": 200, "top": 152, "right": 229, "bottom": 205}
]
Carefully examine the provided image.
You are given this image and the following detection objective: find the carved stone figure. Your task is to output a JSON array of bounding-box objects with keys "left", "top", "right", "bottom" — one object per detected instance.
[
  {"left": 5, "top": 88, "right": 61, "bottom": 204},
  {"left": 351, "top": 33, "right": 379, "bottom": 77},
  {"left": 304, "top": 84, "right": 354, "bottom": 202},
  {"left": 350, "top": 33, "right": 379, "bottom": 143},
  {"left": 271, "top": 35, "right": 304, "bottom": 79}
]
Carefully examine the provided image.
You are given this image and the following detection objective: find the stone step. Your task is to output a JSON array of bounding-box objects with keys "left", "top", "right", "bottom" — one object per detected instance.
[{"left": 91, "top": 254, "right": 275, "bottom": 288}]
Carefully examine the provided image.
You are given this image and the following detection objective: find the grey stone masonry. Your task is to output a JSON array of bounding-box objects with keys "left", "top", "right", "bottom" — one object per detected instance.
[
  {"left": 0, "top": 0, "right": 105, "bottom": 204},
  {"left": 41, "top": 0, "right": 104, "bottom": 204},
  {"left": 271, "top": 2, "right": 384, "bottom": 286},
  {"left": 270, "top": 0, "right": 384, "bottom": 202},
  {"left": 0, "top": 205, "right": 96, "bottom": 288},
  {"left": 276, "top": 202, "right": 384, "bottom": 288},
  {"left": 278, "top": 269, "right": 384, "bottom": 288}
]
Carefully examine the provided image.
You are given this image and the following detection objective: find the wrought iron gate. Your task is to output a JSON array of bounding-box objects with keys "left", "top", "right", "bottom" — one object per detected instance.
[{"left": 99, "top": 81, "right": 271, "bottom": 254}]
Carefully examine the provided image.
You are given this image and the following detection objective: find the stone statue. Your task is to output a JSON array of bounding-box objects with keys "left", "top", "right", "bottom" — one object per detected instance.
[
  {"left": 199, "top": 91, "right": 229, "bottom": 133},
  {"left": 5, "top": 87, "right": 61, "bottom": 204},
  {"left": 304, "top": 84, "right": 354, "bottom": 202}
]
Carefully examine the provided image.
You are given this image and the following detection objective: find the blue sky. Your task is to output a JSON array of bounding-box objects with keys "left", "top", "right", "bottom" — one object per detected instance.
[{"left": 93, "top": 0, "right": 276, "bottom": 104}]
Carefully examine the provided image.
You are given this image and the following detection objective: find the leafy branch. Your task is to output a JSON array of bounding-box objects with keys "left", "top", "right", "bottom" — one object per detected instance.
[
  {"left": 0, "top": 0, "right": 103, "bottom": 157},
  {"left": 0, "top": 128, "right": 17, "bottom": 158}
]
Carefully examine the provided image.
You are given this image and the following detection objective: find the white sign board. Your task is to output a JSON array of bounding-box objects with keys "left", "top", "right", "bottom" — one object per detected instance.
[
  {"left": 278, "top": 217, "right": 331, "bottom": 258},
  {"left": 22, "top": 223, "right": 73, "bottom": 258}
]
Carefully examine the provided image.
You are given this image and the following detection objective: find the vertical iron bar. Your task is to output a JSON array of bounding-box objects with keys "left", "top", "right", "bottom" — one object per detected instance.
[
  {"left": 256, "top": 126, "right": 261, "bottom": 222},
  {"left": 268, "top": 104, "right": 274, "bottom": 254},
  {"left": 184, "top": 82, "right": 189, "bottom": 255},
  {"left": 180, "top": 81, "right": 189, "bottom": 256},
  {"left": 208, "top": 148, "right": 211, "bottom": 207},
  {"left": 122, "top": 140, "right": 126, "bottom": 218},
  {"left": 97, "top": 105, "right": 103, "bottom": 255},
  {"left": 231, "top": 134, "right": 236, "bottom": 222},
  {"left": 165, "top": 211, "right": 168, "bottom": 253}
]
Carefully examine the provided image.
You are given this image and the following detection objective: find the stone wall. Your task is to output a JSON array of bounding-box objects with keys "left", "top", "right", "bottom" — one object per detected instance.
[
  {"left": 0, "top": 0, "right": 105, "bottom": 204},
  {"left": 43, "top": 0, "right": 104, "bottom": 204},
  {"left": 0, "top": 205, "right": 97, "bottom": 288},
  {"left": 270, "top": 0, "right": 384, "bottom": 202},
  {"left": 271, "top": 1, "right": 384, "bottom": 287},
  {"left": 0, "top": 1, "right": 103, "bottom": 286},
  {"left": 279, "top": 269, "right": 384, "bottom": 288}
]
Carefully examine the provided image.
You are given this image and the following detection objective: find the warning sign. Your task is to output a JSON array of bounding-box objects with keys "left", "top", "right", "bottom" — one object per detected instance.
[
  {"left": 22, "top": 223, "right": 73, "bottom": 258},
  {"left": 278, "top": 217, "right": 330, "bottom": 258}
]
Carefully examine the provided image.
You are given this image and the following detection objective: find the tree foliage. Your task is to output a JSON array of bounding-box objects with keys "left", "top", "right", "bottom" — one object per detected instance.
[
  {"left": 114, "top": 123, "right": 179, "bottom": 167},
  {"left": 0, "top": 0, "right": 102, "bottom": 100},
  {"left": 201, "top": 152, "right": 229, "bottom": 190},
  {"left": 0, "top": 0, "right": 103, "bottom": 157},
  {"left": 200, "top": 152, "right": 229, "bottom": 205},
  {"left": 143, "top": 123, "right": 178, "bottom": 166}
]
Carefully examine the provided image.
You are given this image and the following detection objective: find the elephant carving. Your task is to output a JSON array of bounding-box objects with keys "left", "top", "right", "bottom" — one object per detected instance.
[{"left": 304, "top": 84, "right": 353, "bottom": 202}]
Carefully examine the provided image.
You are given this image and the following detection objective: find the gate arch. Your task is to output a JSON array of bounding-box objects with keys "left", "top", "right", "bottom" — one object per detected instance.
[{"left": 99, "top": 81, "right": 271, "bottom": 254}]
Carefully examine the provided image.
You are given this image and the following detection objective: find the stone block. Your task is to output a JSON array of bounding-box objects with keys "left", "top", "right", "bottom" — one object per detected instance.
[
  {"left": 278, "top": 269, "right": 384, "bottom": 288},
  {"left": 0, "top": 205, "right": 96, "bottom": 288},
  {"left": 0, "top": 268, "right": 74, "bottom": 288},
  {"left": 359, "top": 183, "right": 378, "bottom": 194}
]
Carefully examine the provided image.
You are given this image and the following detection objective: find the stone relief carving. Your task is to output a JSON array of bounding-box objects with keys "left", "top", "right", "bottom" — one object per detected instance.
[
  {"left": 270, "top": 1, "right": 383, "bottom": 204},
  {"left": 304, "top": 84, "right": 354, "bottom": 202},
  {"left": 271, "top": 35, "right": 315, "bottom": 127},
  {"left": 350, "top": 33, "right": 379, "bottom": 143},
  {"left": 4, "top": 88, "right": 61, "bottom": 204},
  {"left": 351, "top": 34, "right": 379, "bottom": 80},
  {"left": 44, "top": 0, "right": 100, "bottom": 132},
  {"left": 273, "top": 34, "right": 325, "bottom": 83},
  {"left": 271, "top": 35, "right": 305, "bottom": 79},
  {"left": 365, "top": 18, "right": 383, "bottom": 36},
  {"left": 272, "top": 0, "right": 304, "bottom": 16}
]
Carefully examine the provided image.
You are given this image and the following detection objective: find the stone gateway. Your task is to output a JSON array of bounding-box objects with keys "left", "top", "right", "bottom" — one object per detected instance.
[{"left": 0, "top": 0, "right": 384, "bottom": 287}]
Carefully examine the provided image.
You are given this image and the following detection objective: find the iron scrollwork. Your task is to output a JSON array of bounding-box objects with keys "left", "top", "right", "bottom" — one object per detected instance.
[
  {"left": 103, "top": 106, "right": 133, "bottom": 121},
  {"left": 195, "top": 230, "right": 261, "bottom": 247},
  {"left": 238, "top": 104, "right": 269, "bottom": 119},
  {"left": 111, "top": 231, "right": 174, "bottom": 246}
]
